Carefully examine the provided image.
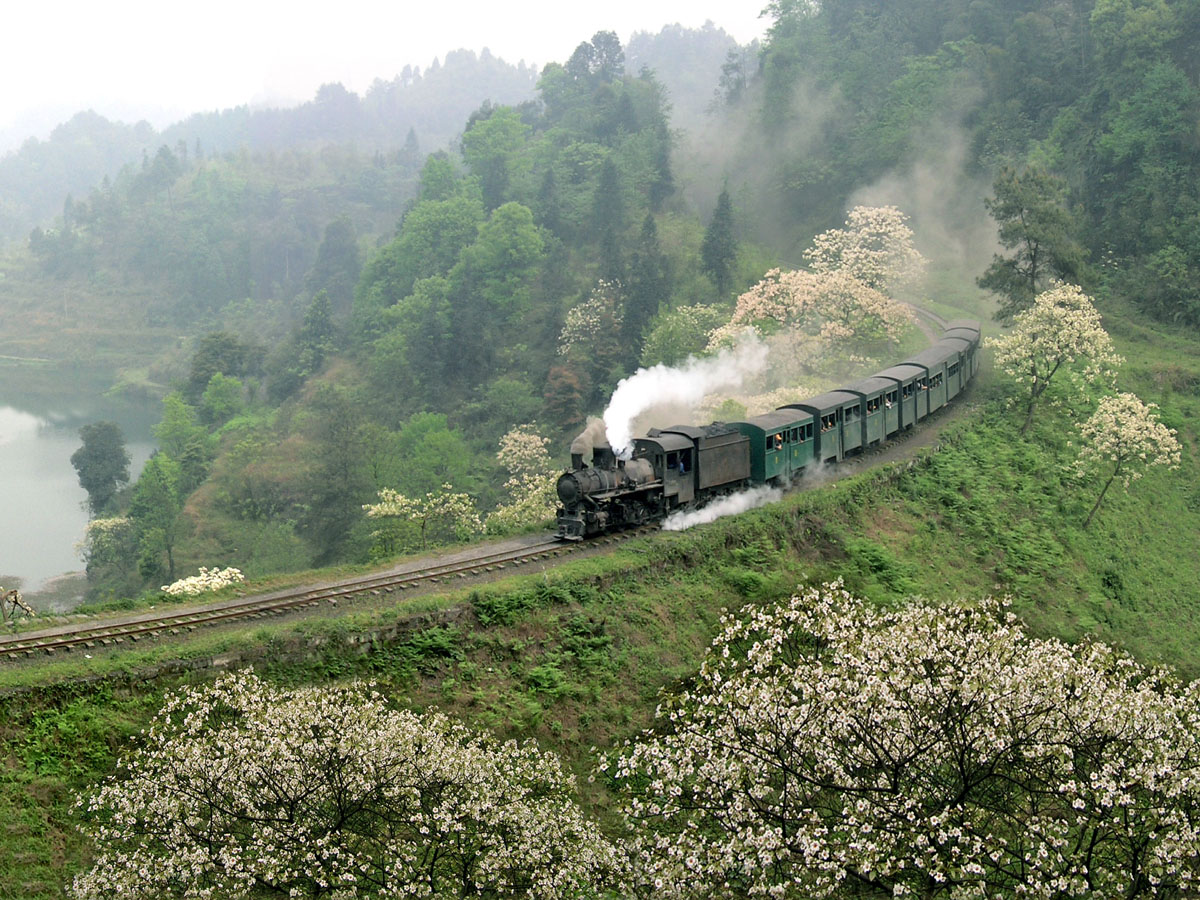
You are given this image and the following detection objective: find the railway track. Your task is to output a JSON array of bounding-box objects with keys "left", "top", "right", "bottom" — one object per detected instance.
[
  {"left": 905, "top": 302, "right": 948, "bottom": 341},
  {"left": 4, "top": 305, "right": 957, "bottom": 663},
  {"left": 0, "top": 529, "right": 655, "bottom": 660}
]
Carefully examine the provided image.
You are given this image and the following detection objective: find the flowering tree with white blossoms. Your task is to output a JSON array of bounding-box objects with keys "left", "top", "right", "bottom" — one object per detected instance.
[
  {"left": 363, "top": 483, "right": 482, "bottom": 553},
  {"left": 161, "top": 566, "right": 245, "bottom": 597},
  {"left": 77, "top": 516, "right": 137, "bottom": 581},
  {"left": 1074, "top": 392, "right": 1182, "bottom": 527},
  {"left": 804, "top": 205, "right": 926, "bottom": 294},
  {"left": 988, "top": 283, "right": 1123, "bottom": 433},
  {"left": 557, "top": 279, "right": 624, "bottom": 357},
  {"left": 72, "top": 670, "right": 622, "bottom": 900},
  {"left": 707, "top": 267, "right": 913, "bottom": 363},
  {"left": 486, "top": 425, "right": 558, "bottom": 533},
  {"left": 606, "top": 582, "right": 1200, "bottom": 899}
]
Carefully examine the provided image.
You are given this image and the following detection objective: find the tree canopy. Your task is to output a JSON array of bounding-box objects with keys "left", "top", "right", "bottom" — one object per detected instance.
[
  {"left": 978, "top": 167, "right": 1085, "bottom": 321},
  {"left": 70, "top": 422, "right": 130, "bottom": 516},
  {"left": 608, "top": 582, "right": 1200, "bottom": 898},
  {"left": 987, "top": 284, "right": 1123, "bottom": 433},
  {"left": 1074, "top": 392, "right": 1182, "bottom": 527},
  {"left": 73, "top": 671, "right": 621, "bottom": 899}
]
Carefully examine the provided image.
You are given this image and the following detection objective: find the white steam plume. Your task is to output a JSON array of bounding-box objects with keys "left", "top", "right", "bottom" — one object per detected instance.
[
  {"left": 603, "top": 334, "right": 768, "bottom": 457},
  {"left": 663, "top": 485, "right": 784, "bottom": 532}
]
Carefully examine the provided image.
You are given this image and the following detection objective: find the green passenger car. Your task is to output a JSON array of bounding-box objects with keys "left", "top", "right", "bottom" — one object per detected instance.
[
  {"left": 843, "top": 375, "right": 897, "bottom": 448},
  {"left": 729, "top": 409, "right": 816, "bottom": 484}
]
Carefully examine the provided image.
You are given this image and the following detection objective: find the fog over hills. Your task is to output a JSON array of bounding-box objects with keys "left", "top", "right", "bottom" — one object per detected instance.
[{"left": 0, "top": 21, "right": 745, "bottom": 245}]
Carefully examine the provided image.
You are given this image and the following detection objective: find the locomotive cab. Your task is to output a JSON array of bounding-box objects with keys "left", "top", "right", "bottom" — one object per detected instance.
[{"left": 639, "top": 432, "right": 696, "bottom": 506}]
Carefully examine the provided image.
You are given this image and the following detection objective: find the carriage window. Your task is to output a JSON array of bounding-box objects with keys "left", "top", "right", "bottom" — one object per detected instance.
[
  {"left": 948, "top": 362, "right": 960, "bottom": 375},
  {"left": 790, "top": 428, "right": 799, "bottom": 442},
  {"left": 845, "top": 406, "right": 859, "bottom": 422},
  {"left": 885, "top": 390, "right": 897, "bottom": 407}
]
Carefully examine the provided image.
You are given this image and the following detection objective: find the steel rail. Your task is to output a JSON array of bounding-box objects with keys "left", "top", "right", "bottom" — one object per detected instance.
[{"left": 0, "top": 528, "right": 660, "bottom": 659}]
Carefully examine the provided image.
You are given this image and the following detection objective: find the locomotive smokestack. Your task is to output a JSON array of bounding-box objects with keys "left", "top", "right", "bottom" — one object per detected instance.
[{"left": 569, "top": 418, "right": 607, "bottom": 468}]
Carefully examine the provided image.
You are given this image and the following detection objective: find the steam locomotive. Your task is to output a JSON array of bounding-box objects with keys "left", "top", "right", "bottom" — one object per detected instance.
[{"left": 555, "top": 321, "right": 981, "bottom": 539}]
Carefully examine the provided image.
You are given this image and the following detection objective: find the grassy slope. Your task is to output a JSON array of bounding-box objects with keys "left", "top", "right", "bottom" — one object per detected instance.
[{"left": 3, "top": 301, "right": 1199, "bottom": 896}]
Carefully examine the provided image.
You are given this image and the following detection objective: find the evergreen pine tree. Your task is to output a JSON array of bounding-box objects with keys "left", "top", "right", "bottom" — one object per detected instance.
[
  {"left": 701, "top": 187, "right": 737, "bottom": 298},
  {"left": 623, "top": 213, "right": 670, "bottom": 361}
]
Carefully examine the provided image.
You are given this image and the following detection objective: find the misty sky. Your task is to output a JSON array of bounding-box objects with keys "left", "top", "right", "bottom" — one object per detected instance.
[{"left": 2, "top": 1, "right": 768, "bottom": 147}]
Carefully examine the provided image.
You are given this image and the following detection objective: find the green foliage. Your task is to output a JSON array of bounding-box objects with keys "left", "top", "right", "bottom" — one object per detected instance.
[
  {"left": 18, "top": 698, "right": 133, "bottom": 779},
  {"left": 266, "top": 290, "right": 337, "bottom": 401},
  {"left": 70, "top": 421, "right": 130, "bottom": 515},
  {"left": 184, "top": 331, "right": 262, "bottom": 403},
  {"left": 305, "top": 217, "right": 360, "bottom": 318},
  {"left": 127, "top": 454, "right": 183, "bottom": 582},
  {"left": 364, "top": 626, "right": 464, "bottom": 677},
  {"left": 622, "top": 213, "right": 671, "bottom": 359},
  {"left": 471, "top": 580, "right": 597, "bottom": 627},
  {"left": 389, "top": 412, "right": 479, "bottom": 496},
  {"left": 353, "top": 191, "right": 484, "bottom": 337},
  {"left": 199, "top": 373, "right": 244, "bottom": 425},
  {"left": 639, "top": 303, "right": 729, "bottom": 367},
  {"left": 461, "top": 105, "right": 530, "bottom": 210},
  {"left": 558, "top": 615, "right": 615, "bottom": 676},
  {"left": 844, "top": 537, "right": 917, "bottom": 596},
  {"left": 978, "top": 166, "right": 1086, "bottom": 320},
  {"left": 298, "top": 385, "right": 375, "bottom": 563},
  {"left": 700, "top": 187, "right": 737, "bottom": 298}
]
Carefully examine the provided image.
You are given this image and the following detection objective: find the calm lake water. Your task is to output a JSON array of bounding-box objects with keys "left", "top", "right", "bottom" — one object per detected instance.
[{"left": 0, "top": 399, "right": 155, "bottom": 603}]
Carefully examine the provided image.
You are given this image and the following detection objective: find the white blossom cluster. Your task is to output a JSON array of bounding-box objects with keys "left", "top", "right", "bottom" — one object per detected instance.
[
  {"left": 1074, "top": 392, "right": 1182, "bottom": 487},
  {"left": 486, "top": 426, "right": 559, "bottom": 533},
  {"left": 605, "top": 582, "right": 1200, "bottom": 898},
  {"left": 987, "top": 283, "right": 1122, "bottom": 412},
  {"left": 556, "top": 279, "right": 623, "bottom": 356},
  {"left": 81, "top": 516, "right": 133, "bottom": 544},
  {"left": 161, "top": 566, "right": 245, "bottom": 597},
  {"left": 364, "top": 484, "right": 483, "bottom": 547},
  {"left": 707, "top": 267, "right": 913, "bottom": 355},
  {"left": 72, "top": 670, "right": 623, "bottom": 899},
  {"left": 77, "top": 516, "right": 135, "bottom": 565},
  {"left": 803, "top": 205, "right": 927, "bottom": 294}
]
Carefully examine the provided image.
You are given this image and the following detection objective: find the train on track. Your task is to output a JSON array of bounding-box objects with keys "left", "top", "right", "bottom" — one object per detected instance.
[{"left": 555, "top": 321, "right": 981, "bottom": 539}]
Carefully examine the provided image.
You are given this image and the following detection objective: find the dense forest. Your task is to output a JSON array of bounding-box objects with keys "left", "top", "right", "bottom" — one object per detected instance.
[{"left": 732, "top": 0, "right": 1200, "bottom": 323}]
